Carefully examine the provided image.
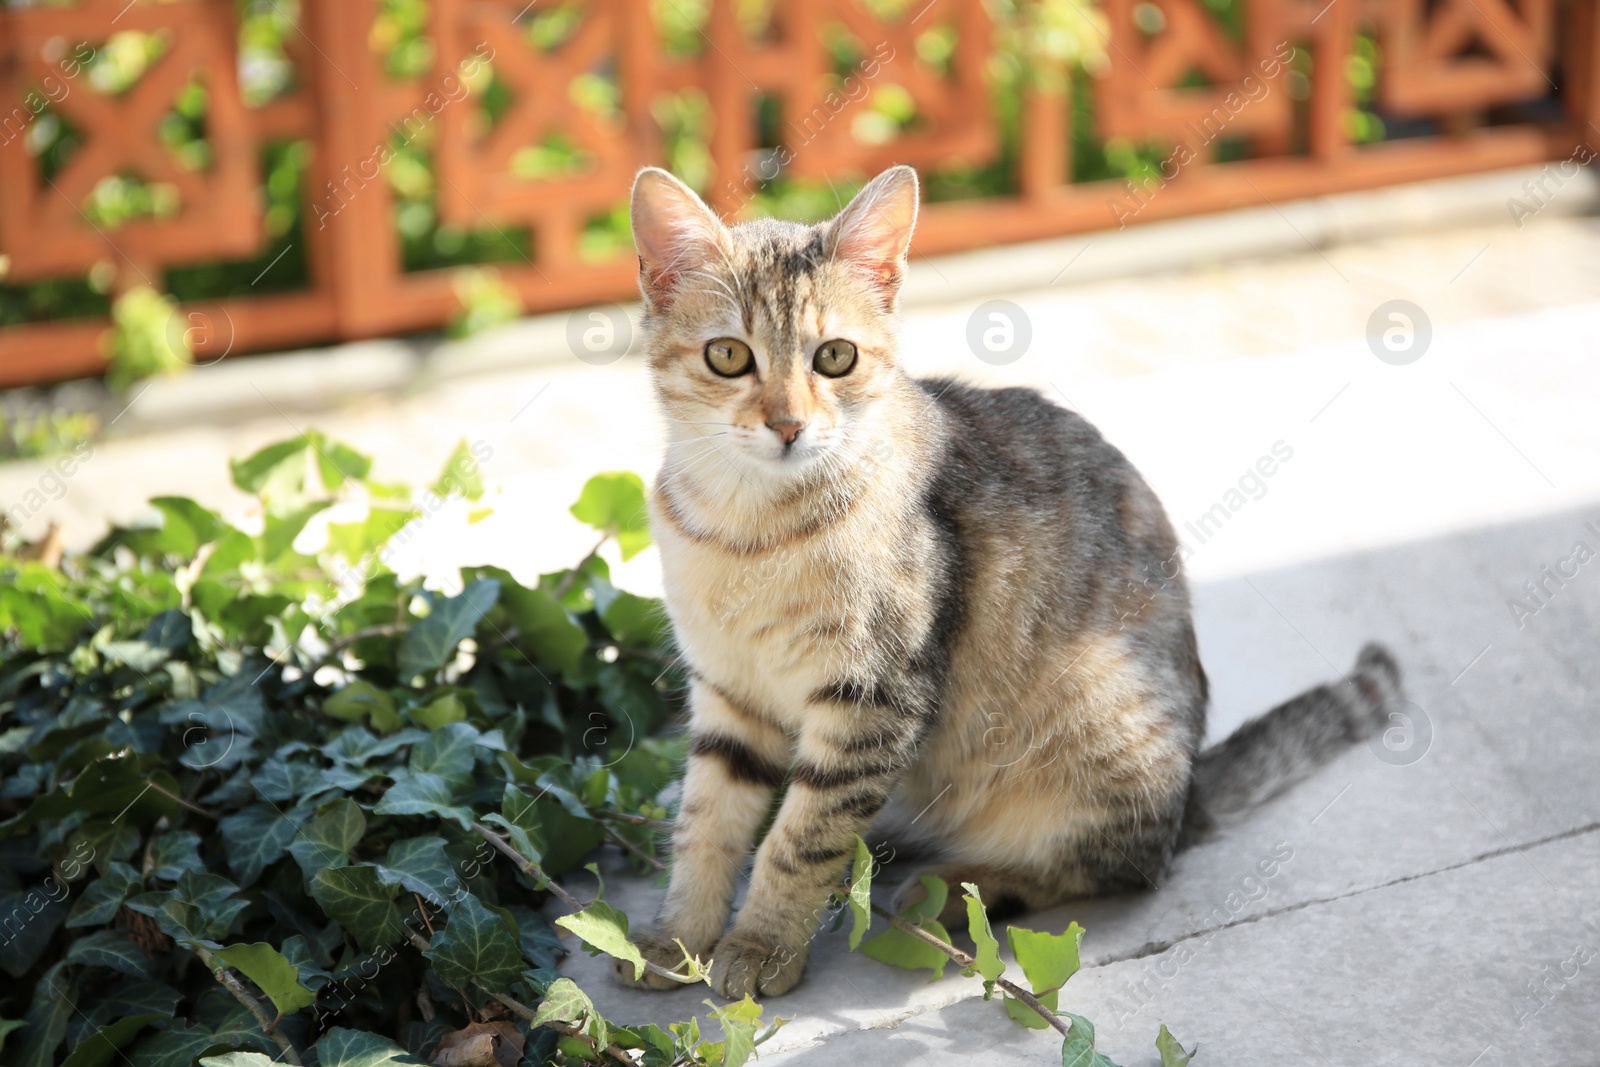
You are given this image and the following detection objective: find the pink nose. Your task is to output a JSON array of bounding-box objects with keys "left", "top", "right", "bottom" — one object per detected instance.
[{"left": 766, "top": 418, "right": 804, "bottom": 445}]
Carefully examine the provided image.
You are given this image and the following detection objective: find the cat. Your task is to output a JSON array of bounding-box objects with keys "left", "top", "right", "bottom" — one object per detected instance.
[{"left": 612, "top": 164, "right": 1404, "bottom": 1000}]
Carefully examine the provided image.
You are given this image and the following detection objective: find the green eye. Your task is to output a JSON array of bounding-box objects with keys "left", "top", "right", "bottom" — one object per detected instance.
[
  {"left": 705, "top": 338, "right": 754, "bottom": 377},
  {"left": 814, "top": 339, "right": 857, "bottom": 378}
]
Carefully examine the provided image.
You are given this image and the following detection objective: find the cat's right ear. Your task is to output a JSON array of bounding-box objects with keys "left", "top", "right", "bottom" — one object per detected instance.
[{"left": 630, "top": 168, "right": 729, "bottom": 312}]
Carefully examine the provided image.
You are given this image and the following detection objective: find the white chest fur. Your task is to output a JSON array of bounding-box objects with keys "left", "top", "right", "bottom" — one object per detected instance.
[{"left": 650, "top": 480, "right": 934, "bottom": 733}]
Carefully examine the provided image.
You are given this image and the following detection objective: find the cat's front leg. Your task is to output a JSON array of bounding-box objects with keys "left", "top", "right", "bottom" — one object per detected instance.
[
  {"left": 709, "top": 689, "right": 918, "bottom": 998},
  {"left": 614, "top": 680, "right": 788, "bottom": 990}
]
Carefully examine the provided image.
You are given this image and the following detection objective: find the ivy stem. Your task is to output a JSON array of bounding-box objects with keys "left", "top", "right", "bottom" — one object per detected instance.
[
  {"left": 469, "top": 822, "right": 584, "bottom": 911},
  {"left": 322, "top": 622, "right": 409, "bottom": 658},
  {"left": 189, "top": 944, "right": 303, "bottom": 1064},
  {"left": 602, "top": 823, "right": 666, "bottom": 872},
  {"left": 868, "top": 903, "right": 1074, "bottom": 1041},
  {"left": 144, "top": 778, "right": 219, "bottom": 821},
  {"left": 552, "top": 533, "right": 609, "bottom": 601},
  {"left": 591, "top": 807, "right": 674, "bottom": 831},
  {"left": 545, "top": 1021, "right": 636, "bottom": 1066},
  {"left": 468, "top": 821, "right": 686, "bottom": 984}
]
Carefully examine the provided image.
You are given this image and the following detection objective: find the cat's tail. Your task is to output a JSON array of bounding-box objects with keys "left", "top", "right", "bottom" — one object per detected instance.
[{"left": 1183, "top": 642, "right": 1404, "bottom": 839}]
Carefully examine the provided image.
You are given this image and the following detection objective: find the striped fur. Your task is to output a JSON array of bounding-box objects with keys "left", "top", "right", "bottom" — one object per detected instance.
[{"left": 615, "top": 166, "right": 1405, "bottom": 999}]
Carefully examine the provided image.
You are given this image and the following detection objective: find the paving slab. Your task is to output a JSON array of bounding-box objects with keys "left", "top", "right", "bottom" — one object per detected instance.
[
  {"left": 554, "top": 503, "right": 1600, "bottom": 1064},
  {"left": 759, "top": 827, "right": 1600, "bottom": 1067}
]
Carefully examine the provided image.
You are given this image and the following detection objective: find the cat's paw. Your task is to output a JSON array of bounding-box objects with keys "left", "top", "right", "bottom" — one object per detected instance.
[
  {"left": 609, "top": 927, "right": 701, "bottom": 991},
  {"left": 707, "top": 931, "right": 808, "bottom": 999}
]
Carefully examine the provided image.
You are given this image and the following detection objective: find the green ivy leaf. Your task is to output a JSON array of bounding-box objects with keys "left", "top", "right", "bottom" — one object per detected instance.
[
  {"left": 251, "top": 757, "right": 328, "bottom": 804},
  {"left": 202, "top": 1001, "right": 281, "bottom": 1056},
  {"left": 309, "top": 866, "right": 407, "bottom": 952},
  {"left": 287, "top": 798, "right": 366, "bottom": 877},
  {"left": 58, "top": 1013, "right": 163, "bottom": 1067},
  {"left": 322, "top": 725, "right": 422, "bottom": 765},
  {"left": 1060, "top": 1012, "right": 1120, "bottom": 1067},
  {"left": 523, "top": 794, "right": 601, "bottom": 875},
  {"left": 0, "top": 888, "right": 66, "bottom": 976},
  {"left": 211, "top": 943, "right": 316, "bottom": 1017},
  {"left": 323, "top": 682, "right": 403, "bottom": 735},
  {"left": 407, "top": 721, "right": 479, "bottom": 785},
  {"left": 1156, "top": 1023, "right": 1195, "bottom": 1067},
  {"left": 602, "top": 591, "right": 668, "bottom": 648},
  {"left": 65, "top": 931, "right": 151, "bottom": 978},
  {"left": 1004, "top": 988, "right": 1061, "bottom": 1029},
  {"left": 706, "top": 996, "right": 769, "bottom": 1067},
  {"left": 2, "top": 756, "right": 182, "bottom": 835},
  {"left": 79, "top": 981, "right": 180, "bottom": 1031},
  {"left": 555, "top": 901, "right": 646, "bottom": 981},
  {"left": 168, "top": 871, "right": 249, "bottom": 942},
  {"left": 228, "top": 434, "right": 369, "bottom": 515},
  {"left": 374, "top": 837, "right": 458, "bottom": 906},
  {"left": 0, "top": 572, "right": 89, "bottom": 647},
  {"left": 278, "top": 934, "right": 332, "bottom": 991},
  {"left": 325, "top": 503, "right": 418, "bottom": 564},
  {"left": 262, "top": 502, "right": 330, "bottom": 562},
  {"left": 860, "top": 920, "right": 951, "bottom": 979},
  {"left": 959, "top": 882, "right": 1005, "bottom": 990},
  {"left": 431, "top": 439, "right": 485, "bottom": 500},
  {"left": 198, "top": 527, "right": 257, "bottom": 578},
  {"left": 66, "top": 862, "right": 141, "bottom": 928},
  {"left": 229, "top": 438, "right": 315, "bottom": 516},
  {"left": 218, "top": 804, "right": 304, "bottom": 887},
  {"left": 1008, "top": 922, "right": 1083, "bottom": 995},
  {"left": 469, "top": 567, "right": 587, "bottom": 673},
  {"left": 0, "top": 1019, "right": 27, "bottom": 1057},
  {"left": 313, "top": 434, "right": 373, "bottom": 491},
  {"left": 13, "top": 963, "right": 73, "bottom": 1067},
  {"left": 148, "top": 831, "right": 204, "bottom": 881},
  {"left": 398, "top": 580, "right": 500, "bottom": 680},
  {"left": 409, "top": 692, "right": 466, "bottom": 730},
  {"left": 846, "top": 836, "right": 873, "bottom": 950},
  {"left": 313, "top": 1027, "right": 428, "bottom": 1066},
  {"left": 532, "top": 978, "right": 601, "bottom": 1046},
  {"left": 899, "top": 874, "right": 948, "bottom": 925},
  {"left": 131, "top": 1022, "right": 231, "bottom": 1067},
  {"left": 373, "top": 772, "right": 475, "bottom": 831},
  {"left": 423, "top": 893, "right": 524, "bottom": 990},
  {"left": 229, "top": 438, "right": 306, "bottom": 495},
  {"left": 483, "top": 783, "right": 545, "bottom": 864},
  {"left": 570, "top": 472, "right": 652, "bottom": 560}
]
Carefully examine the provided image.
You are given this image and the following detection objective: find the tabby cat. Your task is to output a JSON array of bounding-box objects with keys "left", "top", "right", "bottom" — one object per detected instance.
[{"left": 613, "top": 165, "right": 1403, "bottom": 999}]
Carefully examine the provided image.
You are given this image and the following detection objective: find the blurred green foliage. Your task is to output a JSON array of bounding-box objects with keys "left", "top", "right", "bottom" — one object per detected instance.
[
  {"left": 447, "top": 267, "right": 522, "bottom": 339},
  {"left": 0, "top": 407, "right": 99, "bottom": 462},
  {"left": 104, "top": 287, "right": 190, "bottom": 393}
]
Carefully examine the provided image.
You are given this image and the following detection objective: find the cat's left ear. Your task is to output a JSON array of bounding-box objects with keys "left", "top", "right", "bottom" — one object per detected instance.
[{"left": 827, "top": 165, "right": 920, "bottom": 309}]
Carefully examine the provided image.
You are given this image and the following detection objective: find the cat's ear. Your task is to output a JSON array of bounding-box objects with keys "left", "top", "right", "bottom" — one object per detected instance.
[
  {"left": 828, "top": 165, "right": 919, "bottom": 308},
  {"left": 631, "top": 167, "right": 729, "bottom": 312}
]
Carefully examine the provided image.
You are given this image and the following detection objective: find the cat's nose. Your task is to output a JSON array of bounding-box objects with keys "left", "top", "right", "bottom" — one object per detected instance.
[{"left": 766, "top": 418, "right": 805, "bottom": 445}]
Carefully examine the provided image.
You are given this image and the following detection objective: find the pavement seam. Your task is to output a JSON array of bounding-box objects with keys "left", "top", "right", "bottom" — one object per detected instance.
[{"left": 1082, "top": 817, "right": 1600, "bottom": 971}]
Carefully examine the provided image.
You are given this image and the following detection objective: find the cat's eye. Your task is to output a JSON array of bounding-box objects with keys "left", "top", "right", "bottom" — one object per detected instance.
[
  {"left": 705, "top": 338, "right": 754, "bottom": 377},
  {"left": 814, "top": 339, "right": 857, "bottom": 378}
]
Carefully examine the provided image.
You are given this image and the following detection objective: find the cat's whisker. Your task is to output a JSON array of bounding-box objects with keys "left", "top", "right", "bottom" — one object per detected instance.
[{"left": 663, "top": 417, "right": 739, "bottom": 429}]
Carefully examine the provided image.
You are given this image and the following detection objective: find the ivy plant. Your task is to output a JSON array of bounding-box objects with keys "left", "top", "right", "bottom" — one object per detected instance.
[
  {"left": 0, "top": 432, "right": 785, "bottom": 1066},
  {"left": 0, "top": 431, "right": 1193, "bottom": 1066}
]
